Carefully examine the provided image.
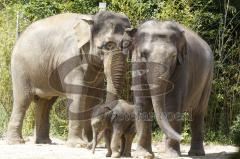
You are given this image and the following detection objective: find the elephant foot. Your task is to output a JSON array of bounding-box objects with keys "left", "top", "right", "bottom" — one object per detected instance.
[
  {"left": 7, "top": 137, "right": 25, "bottom": 145},
  {"left": 66, "top": 138, "right": 88, "bottom": 148},
  {"left": 35, "top": 137, "right": 52, "bottom": 144},
  {"left": 165, "top": 147, "right": 181, "bottom": 157},
  {"left": 164, "top": 138, "right": 181, "bottom": 157},
  {"left": 86, "top": 142, "right": 92, "bottom": 150},
  {"left": 133, "top": 147, "right": 154, "bottom": 159},
  {"left": 106, "top": 152, "right": 112, "bottom": 157},
  {"left": 188, "top": 148, "right": 205, "bottom": 156},
  {"left": 111, "top": 152, "right": 120, "bottom": 158},
  {"left": 106, "top": 150, "right": 112, "bottom": 157},
  {"left": 122, "top": 152, "right": 131, "bottom": 157}
]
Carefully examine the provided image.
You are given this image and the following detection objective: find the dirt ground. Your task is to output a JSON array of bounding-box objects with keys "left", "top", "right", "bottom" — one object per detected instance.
[{"left": 0, "top": 137, "right": 238, "bottom": 159}]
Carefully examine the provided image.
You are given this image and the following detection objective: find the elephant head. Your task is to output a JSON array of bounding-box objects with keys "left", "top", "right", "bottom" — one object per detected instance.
[
  {"left": 75, "top": 11, "right": 132, "bottom": 103},
  {"left": 130, "top": 20, "right": 184, "bottom": 141}
]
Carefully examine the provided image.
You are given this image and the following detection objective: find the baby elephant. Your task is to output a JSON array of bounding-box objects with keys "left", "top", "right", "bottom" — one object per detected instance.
[{"left": 91, "top": 99, "right": 136, "bottom": 158}]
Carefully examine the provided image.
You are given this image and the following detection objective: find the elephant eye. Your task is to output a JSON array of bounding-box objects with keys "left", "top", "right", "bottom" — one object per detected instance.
[
  {"left": 122, "top": 40, "right": 130, "bottom": 48},
  {"left": 168, "top": 53, "right": 177, "bottom": 62},
  {"left": 153, "top": 34, "right": 167, "bottom": 41},
  {"left": 104, "top": 41, "right": 117, "bottom": 51}
]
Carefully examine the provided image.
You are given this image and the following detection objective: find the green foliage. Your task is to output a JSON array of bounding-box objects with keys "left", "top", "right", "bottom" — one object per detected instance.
[
  {"left": 181, "top": 113, "right": 191, "bottom": 143},
  {"left": 152, "top": 130, "right": 164, "bottom": 141},
  {"left": 107, "top": 0, "right": 154, "bottom": 26},
  {"left": 204, "top": 0, "right": 240, "bottom": 142},
  {"left": 23, "top": 1, "right": 62, "bottom": 21},
  {"left": 0, "top": 0, "right": 239, "bottom": 144},
  {"left": 155, "top": 0, "right": 196, "bottom": 27},
  {"left": 230, "top": 114, "right": 240, "bottom": 146},
  {"left": 50, "top": 98, "right": 68, "bottom": 138},
  {"left": 0, "top": 4, "right": 17, "bottom": 136},
  {"left": 65, "top": 0, "right": 99, "bottom": 14}
]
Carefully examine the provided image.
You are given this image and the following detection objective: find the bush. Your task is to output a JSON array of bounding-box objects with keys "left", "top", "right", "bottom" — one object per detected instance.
[
  {"left": 230, "top": 114, "right": 240, "bottom": 146},
  {"left": 0, "top": 4, "right": 17, "bottom": 137}
]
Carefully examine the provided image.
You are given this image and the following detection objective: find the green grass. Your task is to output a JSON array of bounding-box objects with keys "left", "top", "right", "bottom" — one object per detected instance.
[{"left": 0, "top": 105, "right": 9, "bottom": 137}]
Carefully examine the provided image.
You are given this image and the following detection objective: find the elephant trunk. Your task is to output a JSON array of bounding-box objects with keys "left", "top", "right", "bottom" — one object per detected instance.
[
  {"left": 92, "top": 128, "right": 98, "bottom": 154},
  {"left": 151, "top": 94, "right": 182, "bottom": 141},
  {"left": 104, "top": 51, "right": 126, "bottom": 102},
  {"left": 92, "top": 127, "right": 104, "bottom": 154},
  {"left": 147, "top": 66, "right": 182, "bottom": 141}
]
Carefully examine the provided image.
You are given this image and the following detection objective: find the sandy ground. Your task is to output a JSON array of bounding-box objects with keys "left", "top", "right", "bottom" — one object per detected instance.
[{"left": 0, "top": 137, "right": 238, "bottom": 159}]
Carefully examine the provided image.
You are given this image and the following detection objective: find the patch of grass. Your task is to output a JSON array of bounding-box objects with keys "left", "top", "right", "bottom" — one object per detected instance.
[
  {"left": 49, "top": 98, "right": 68, "bottom": 139},
  {"left": 230, "top": 114, "right": 240, "bottom": 146},
  {"left": 205, "top": 131, "right": 232, "bottom": 145},
  {"left": 22, "top": 104, "right": 35, "bottom": 137},
  {"left": 0, "top": 105, "right": 9, "bottom": 137},
  {"left": 152, "top": 130, "right": 164, "bottom": 142}
]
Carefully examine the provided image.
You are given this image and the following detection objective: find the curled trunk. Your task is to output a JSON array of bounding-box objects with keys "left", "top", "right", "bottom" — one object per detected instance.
[
  {"left": 92, "top": 128, "right": 97, "bottom": 154},
  {"left": 104, "top": 51, "right": 126, "bottom": 102},
  {"left": 151, "top": 94, "right": 182, "bottom": 141}
]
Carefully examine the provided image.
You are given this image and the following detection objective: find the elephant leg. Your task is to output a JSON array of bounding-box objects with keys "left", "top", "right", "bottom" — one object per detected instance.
[
  {"left": 188, "top": 113, "right": 205, "bottom": 156},
  {"left": 81, "top": 95, "right": 103, "bottom": 143},
  {"left": 67, "top": 121, "right": 86, "bottom": 147},
  {"left": 7, "top": 97, "right": 31, "bottom": 144},
  {"left": 123, "top": 132, "right": 135, "bottom": 157},
  {"left": 67, "top": 93, "right": 103, "bottom": 147},
  {"left": 67, "top": 90, "right": 103, "bottom": 146},
  {"left": 164, "top": 101, "right": 182, "bottom": 157},
  {"left": 104, "top": 129, "right": 112, "bottom": 157},
  {"left": 34, "top": 97, "right": 57, "bottom": 144},
  {"left": 111, "top": 129, "right": 122, "bottom": 158},
  {"left": 7, "top": 76, "right": 32, "bottom": 144},
  {"left": 120, "top": 135, "right": 126, "bottom": 156},
  {"left": 67, "top": 94, "right": 88, "bottom": 148},
  {"left": 67, "top": 82, "right": 102, "bottom": 147},
  {"left": 189, "top": 79, "right": 211, "bottom": 156},
  {"left": 134, "top": 97, "right": 154, "bottom": 158},
  {"left": 164, "top": 120, "right": 182, "bottom": 157},
  {"left": 81, "top": 65, "right": 104, "bottom": 143}
]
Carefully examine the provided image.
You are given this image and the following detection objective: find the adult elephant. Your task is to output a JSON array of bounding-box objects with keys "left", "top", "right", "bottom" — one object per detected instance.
[
  {"left": 7, "top": 11, "right": 132, "bottom": 147},
  {"left": 130, "top": 20, "right": 213, "bottom": 158}
]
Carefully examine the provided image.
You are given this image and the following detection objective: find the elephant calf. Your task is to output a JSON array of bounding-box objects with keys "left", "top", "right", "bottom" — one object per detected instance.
[{"left": 91, "top": 99, "right": 136, "bottom": 158}]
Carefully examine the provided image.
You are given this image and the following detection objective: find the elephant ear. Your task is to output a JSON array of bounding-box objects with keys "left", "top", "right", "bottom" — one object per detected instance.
[
  {"left": 104, "top": 100, "right": 118, "bottom": 111},
  {"left": 125, "top": 28, "right": 137, "bottom": 37},
  {"left": 74, "top": 15, "right": 94, "bottom": 49},
  {"left": 122, "top": 28, "right": 137, "bottom": 57},
  {"left": 103, "top": 100, "right": 118, "bottom": 119},
  {"left": 177, "top": 30, "right": 187, "bottom": 65}
]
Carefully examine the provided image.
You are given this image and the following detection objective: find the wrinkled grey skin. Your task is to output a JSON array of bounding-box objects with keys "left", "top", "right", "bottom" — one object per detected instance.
[
  {"left": 130, "top": 20, "right": 213, "bottom": 158},
  {"left": 7, "top": 11, "right": 131, "bottom": 147},
  {"left": 91, "top": 100, "right": 136, "bottom": 158}
]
